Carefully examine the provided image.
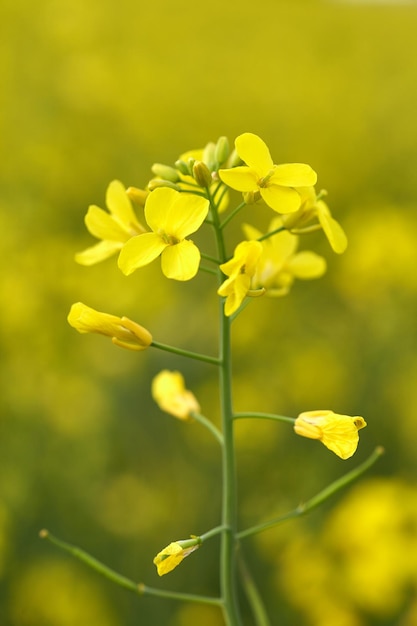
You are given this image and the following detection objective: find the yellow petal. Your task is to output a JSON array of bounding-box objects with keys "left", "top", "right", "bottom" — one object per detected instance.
[
  {"left": 260, "top": 185, "right": 302, "bottom": 213},
  {"left": 161, "top": 239, "right": 201, "bottom": 281},
  {"left": 118, "top": 233, "right": 167, "bottom": 275},
  {"left": 317, "top": 202, "right": 348, "bottom": 254},
  {"left": 75, "top": 240, "right": 123, "bottom": 265},
  {"left": 84, "top": 205, "right": 130, "bottom": 241},
  {"left": 270, "top": 163, "right": 317, "bottom": 187},
  {"left": 106, "top": 180, "right": 141, "bottom": 228},
  {"left": 145, "top": 188, "right": 209, "bottom": 239},
  {"left": 287, "top": 251, "right": 327, "bottom": 279},
  {"left": 218, "top": 166, "right": 259, "bottom": 192},
  {"left": 235, "top": 133, "right": 273, "bottom": 175}
]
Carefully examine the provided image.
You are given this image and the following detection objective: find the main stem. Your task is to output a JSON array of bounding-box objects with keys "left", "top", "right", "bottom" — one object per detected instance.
[{"left": 210, "top": 192, "right": 242, "bottom": 626}]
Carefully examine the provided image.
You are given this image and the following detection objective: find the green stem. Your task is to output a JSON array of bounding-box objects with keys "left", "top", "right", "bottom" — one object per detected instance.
[
  {"left": 237, "top": 549, "right": 271, "bottom": 626},
  {"left": 209, "top": 188, "right": 242, "bottom": 626},
  {"left": 39, "top": 530, "right": 223, "bottom": 606},
  {"left": 191, "top": 412, "right": 224, "bottom": 445},
  {"left": 257, "top": 225, "right": 285, "bottom": 242},
  {"left": 151, "top": 341, "right": 220, "bottom": 366},
  {"left": 237, "top": 446, "right": 384, "bottom": 540},
  {"left": 233, "top": 412, "right": 295, "bottom": 425},
  {"left": 220, "top": 201, "right": 246, "bottom": 230}
]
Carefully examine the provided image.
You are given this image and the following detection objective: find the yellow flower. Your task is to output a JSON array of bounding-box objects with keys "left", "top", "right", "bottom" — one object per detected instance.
[
  {"left": 294, "top": 410, "right": 367, "bottom": 459},
  {"left": 152, "top": 370, "right": 200, "bottom": 421},
  {"left": 118, "top": 187, "right": 209, "bottom": 280},
  {"left": 219, "top": 133, "right": 317, "bottom": 214},
  {"left": 75, "top": 180, "right": 146, "bottom": 265},
  {"left": 282, "top": 186, "right": 348, "bottom": 254},
  {"left": 153, "top": 537, "right": 201, "bottom": 576},
  {"left": 243, "top": 218, "right": 326, "bottom": 296},
  {"left": 218, "top": 240, "right": 263, "bottom": 316},
  {"left": 67, "top": 302, "right": 152, "bottom": 351}
]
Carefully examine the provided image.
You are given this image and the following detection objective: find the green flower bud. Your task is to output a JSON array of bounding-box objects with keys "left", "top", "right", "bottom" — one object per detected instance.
[
  {"left": 202, "top": 142, "right": 216, "bottom": 171},
  {"left": 147, "top": 179, "right": 181, "bottom": 191},
  {"left": 151, "top": 163, "right": 180, "bottom": 183},
  {"left": 193, "top": 161, "right": 212, "bottom": 188},
  {"left": 175, "top": 159, "right": 192, "bottom": 176},
  {"left": 214, "top": 136, "right": 230, "bottom": 166}
]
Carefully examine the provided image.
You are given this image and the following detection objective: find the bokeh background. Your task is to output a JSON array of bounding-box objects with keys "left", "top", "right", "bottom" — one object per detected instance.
[{"left": 2, "top": 0, "right": 417, "bottom": 624}]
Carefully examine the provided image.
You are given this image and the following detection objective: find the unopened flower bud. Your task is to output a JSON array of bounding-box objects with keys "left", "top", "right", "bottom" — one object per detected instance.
[
  {"left": 126, "top": 186, "right": 149, "bottom": 207},
  {"left": 193, "top": 160, "right": 212, "bottom": 188},
  {"left": 147, "top": 179, "right": 181, "bottom": 191},
  {"left": 243, "top": 190, "right": 261, "bottom": 205},
  {"left": 202, "top": 141, "right": 216, "bottom": 171},
  {"left": 175, "top": 159, "right": 192, "bottom": 176},
  {"left": 227, "top": 148, "right": 242, "bottom": 168},
  {"left": 68, "top": 302, "right": 152, "bottom": 352},
  {"left": 151, "top": 163, "right": 180, "bottom": 183},
  {"left": 214, "top": 136, "right": 230, "bottom": 166}
]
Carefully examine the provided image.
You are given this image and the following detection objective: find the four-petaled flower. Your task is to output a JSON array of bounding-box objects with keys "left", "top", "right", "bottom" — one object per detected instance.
[
  {"left": 153, "top": 537, "right": 201, "bottom": 576},
  {"left": 243, "top": 218, "right": 327, "bottom": 297},
  {"left": 294, "top": 410, "right": 367, "bottom": 459},
  {"left": 76, "top": 180, "right": 147, "bottom": 265},
  {"left": 219, "top": 133, "right": 317, "bottom": 214},
  {"left": 118, "top": 187, "right": 209, "bottom": 280},
  {"left": 152, "top": 370, "right": 200, "bottom": 421},
  {"left": 67, "top": 302, "right": 152, "bottom": 351},
  {"left": 282, "top": 186, "right": 348, "bottom": 254},
  {"left": 218, "top": 240, "right": 264, "bottom": 316}
]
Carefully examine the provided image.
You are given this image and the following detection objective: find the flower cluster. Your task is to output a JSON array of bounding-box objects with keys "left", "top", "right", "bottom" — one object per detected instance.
[
  {"left": 67, "top": 132, "right": 370, "bottom": 591},
  {"left": 74, "top": 133, "right": 346, "bottom": 317}
]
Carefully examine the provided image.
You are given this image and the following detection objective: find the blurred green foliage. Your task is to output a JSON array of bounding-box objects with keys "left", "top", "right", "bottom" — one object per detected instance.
[{"left": 2, "top": 0, "right": 417, "bottom": 624}]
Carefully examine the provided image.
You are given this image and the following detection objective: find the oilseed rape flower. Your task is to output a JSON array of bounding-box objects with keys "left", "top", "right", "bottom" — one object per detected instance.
[
  {"left": 67, "top": 302, "right": 152, "bottom": 351},
  {"left": 243, "top": 219, "right": 326, "bottom": 297},
  {"left": 219, "top": 133, "right": 317, "bottom": 214},
  {"left": 294, "top": 410, "right": 367, "bottom": 459},
  {"left": 118, "top": 187, "right": 209, "bottom": 280},
  {"left": 152, "top": 370, "right": 200, "bottom": 421},
  {"left": 218, "top": 240, "right": 264, "bottom": 316},
  {"left": 282, "top": 186, "right": 348, "bottom": 254},
  {"left": 153, "top": 537, "right": 202, "bottom": 576},
  {"left": 75, "top": 180, "right": 146, "bottom": 265}
]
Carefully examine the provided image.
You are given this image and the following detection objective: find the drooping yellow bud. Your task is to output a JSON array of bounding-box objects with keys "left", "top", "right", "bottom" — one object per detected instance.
[
  {"left": 294, "top": 410, "right": 367, "bottom": 459},
  {"left": 153, "top": 537, "right": 201, "bottom": 576},
  {"left": 152, "top": 370, "right": 200, "bottom": 420},
  {"left": 67, "top": 302, "right": 152, "bottom": 351}
]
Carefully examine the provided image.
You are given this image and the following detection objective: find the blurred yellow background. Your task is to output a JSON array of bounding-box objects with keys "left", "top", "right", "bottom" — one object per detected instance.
[{"left": 2, "top": 0, "right": 417, "bottom": 624}]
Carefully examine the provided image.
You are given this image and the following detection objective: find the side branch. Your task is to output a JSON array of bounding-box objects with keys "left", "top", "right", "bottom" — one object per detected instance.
[
  {"left": 39, "top": 530, "right": 223, "bottom": 606},
  {"left": 237, "top": 446, "right": 384, "bottom": 540}
]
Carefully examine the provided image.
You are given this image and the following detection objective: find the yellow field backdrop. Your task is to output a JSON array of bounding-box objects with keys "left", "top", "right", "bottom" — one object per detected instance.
[{"left": 2, "top": 1, "right": 417, "bottom": 625}]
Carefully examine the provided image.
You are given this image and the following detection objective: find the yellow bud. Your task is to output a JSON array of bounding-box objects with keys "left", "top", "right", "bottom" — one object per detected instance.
[
  {"left": 193, "top": 161, "right": 212, "bottom": 188},
  {"left": 126, "top": 186, "right": 149, "bottom": 207},
  {"left": 68, "top": 302, "right": 152, "bottom": 352},
  {"left": 151, "top": 163, "right": 180, "bottom": 183}
]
